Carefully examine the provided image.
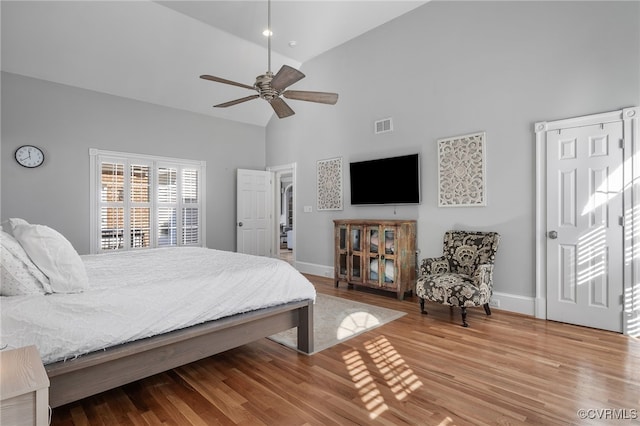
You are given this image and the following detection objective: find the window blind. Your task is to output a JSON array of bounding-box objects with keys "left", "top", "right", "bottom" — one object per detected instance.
[{"left": 90, "top": 150, "right": 205, "bottom": 253}]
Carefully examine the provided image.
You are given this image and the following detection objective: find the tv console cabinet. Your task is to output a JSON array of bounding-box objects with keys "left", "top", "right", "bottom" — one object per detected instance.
[{"left": 333, "top": 219, "right": 416, "bottom": 300}]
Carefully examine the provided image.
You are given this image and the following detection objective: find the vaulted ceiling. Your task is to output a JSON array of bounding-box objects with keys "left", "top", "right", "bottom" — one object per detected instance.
[{"left": 2, "top": 1, "right": 428, "bottom": 127}]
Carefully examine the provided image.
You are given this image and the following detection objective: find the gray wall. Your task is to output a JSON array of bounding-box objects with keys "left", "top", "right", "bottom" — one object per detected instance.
[
  {"left": 266, "top": 1, "right": 640, "bottom": 299},
  {"left": 1, "top": 72, "right": 266, "bottom": 254}
]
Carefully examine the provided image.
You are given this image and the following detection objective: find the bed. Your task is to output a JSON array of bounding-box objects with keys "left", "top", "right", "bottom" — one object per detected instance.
[{"left": 1, "top": 228, "right": 316, "bottom": 408}]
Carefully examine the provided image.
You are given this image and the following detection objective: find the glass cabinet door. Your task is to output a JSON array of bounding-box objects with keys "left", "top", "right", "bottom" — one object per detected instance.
[
  {"left": 352, "top": 255, "right": 362, "bottom": 279},
  {"left": 381, "top": 259, "right": 396, "bottom": 285},
  {"left": 369, "top": 228, "right": 379, "bottom": 254},
  {"left": 338, "top": 226, "right": 348, "bottom": 277},
  {"left": 381, "top": 227, "right": 397, "bottom": 289},
  {"left": 339, "top": 227, "right": 347, "bottom": 250},
  {"left": 350, "top": 226, "right": 363, "bottom": 281},
  {"left": 384, "top": 228, "right": 395, "bottom": 255},
  {"left": 366, "top": 226, "right": 380, "bottom": 286},
  {"left": 339, "top": 253, "right": 348, "bottom": 277},
  {"left": 351, "top": 227, "right": 362, "bottom": 252}
]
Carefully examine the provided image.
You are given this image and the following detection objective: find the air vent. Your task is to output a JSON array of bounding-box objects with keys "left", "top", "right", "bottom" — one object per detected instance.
[{"left": 374, "top": 118, "right": 393, "bottom": 134}]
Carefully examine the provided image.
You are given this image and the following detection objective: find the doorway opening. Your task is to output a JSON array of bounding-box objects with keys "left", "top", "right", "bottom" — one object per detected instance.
[
  {"left": 279, "top": 179, "right": 293, "bottom": 264},
  {"left": 269, "top": 163, "right": 296, "bottom": 266}
]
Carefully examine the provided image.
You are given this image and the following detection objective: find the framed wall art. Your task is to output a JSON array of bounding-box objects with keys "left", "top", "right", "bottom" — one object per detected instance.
[
  {"left": 438, "top": 131, "right": 487, "bottom": 207},
  {"left": 317, "top": 157, "right": 343, "bottom": 211}
]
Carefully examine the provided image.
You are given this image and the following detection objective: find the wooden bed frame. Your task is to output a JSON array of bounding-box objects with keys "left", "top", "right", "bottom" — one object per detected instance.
[{"left": 45, "top": 299, "right": 314, "bottom": 408}]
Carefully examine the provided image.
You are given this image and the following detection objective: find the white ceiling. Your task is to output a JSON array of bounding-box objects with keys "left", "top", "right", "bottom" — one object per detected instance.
[
  {"left": 158, "top": 1, "right": 427, "bottom": 63},
  {"left": 2, "top": 1, "right": 428, "bottom": 127}
]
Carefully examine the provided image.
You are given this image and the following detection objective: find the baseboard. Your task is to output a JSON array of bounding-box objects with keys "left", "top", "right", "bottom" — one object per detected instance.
[
  {"left": 490, "top": 291, "right": 535, "bottom": 317},
  {"left": 295, "top": 262, "right": 536, "bottom": 317},
  {"left": 295, "top": 261, "right": 334, "bottom": 280}
]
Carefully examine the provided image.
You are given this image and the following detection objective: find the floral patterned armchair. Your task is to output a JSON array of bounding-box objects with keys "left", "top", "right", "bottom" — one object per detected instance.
[{"left": 416, "top": 231, "right": 500, "bottom": 327}]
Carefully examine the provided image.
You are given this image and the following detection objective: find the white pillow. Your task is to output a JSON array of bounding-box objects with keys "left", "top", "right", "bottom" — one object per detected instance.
[
  {"left": 12, "top": 224, "right": 89, "bottom": 293},
  {"left": 0, "top": 230, "right": 52, "bottom": 295},
  {"left": 2, "top": 217, "right": 30, "bottom": 237}
]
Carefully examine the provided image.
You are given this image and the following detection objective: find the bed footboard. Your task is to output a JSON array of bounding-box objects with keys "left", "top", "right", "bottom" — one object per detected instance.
[{"left": 46, "top": 299, "right": 314, "bottom": 408}]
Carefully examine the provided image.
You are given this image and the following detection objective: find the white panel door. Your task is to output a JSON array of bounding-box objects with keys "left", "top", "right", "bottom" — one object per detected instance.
[
  {"left": 237, "top": 169, "right": 272, "bottom": 256},
  {"left": 546, "top": 122, "right": 623, "bottom": 332}
]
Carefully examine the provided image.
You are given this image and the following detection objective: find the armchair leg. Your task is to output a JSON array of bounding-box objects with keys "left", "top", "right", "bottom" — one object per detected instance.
[
  {"left": 461, "top": 307, "right": 469, "bottom": 327},
  {"left": 419, "top": 298, "right": 427, "bottom": 314},
  {"left": 483, "top": 303, "right": 492, "bottom": 316}
]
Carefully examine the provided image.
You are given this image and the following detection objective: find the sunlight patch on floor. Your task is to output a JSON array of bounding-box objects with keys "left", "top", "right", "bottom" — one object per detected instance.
[
  {"left": 342, "top": 335, "right": 423, "bottom": 419},
  {"left": 365, "top": 335, "right": 423, "bottom": 400},
  {"left": 337, "top": 312, "right": 381, "bottom": 340},
  {"left": 342, "top": 349, "right": 388, "bottom": 419}
]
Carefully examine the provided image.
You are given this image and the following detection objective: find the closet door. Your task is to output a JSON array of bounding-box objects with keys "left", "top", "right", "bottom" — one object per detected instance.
[{"left": 546, "top": 122, "right": 623, "bottom": 332}]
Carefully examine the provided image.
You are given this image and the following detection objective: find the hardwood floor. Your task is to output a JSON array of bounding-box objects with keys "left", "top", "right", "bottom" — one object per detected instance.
[{"left": 51, "top": 275, "right": 640, "bottom": 425}]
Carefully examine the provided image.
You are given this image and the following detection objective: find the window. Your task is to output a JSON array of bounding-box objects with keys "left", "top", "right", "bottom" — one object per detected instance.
[{"left": 90, "top": 149, "right": 206, "bottom": 253}]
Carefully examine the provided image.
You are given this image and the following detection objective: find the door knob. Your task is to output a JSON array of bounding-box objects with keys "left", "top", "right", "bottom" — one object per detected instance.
[
  {"left": 548, "top": 230, "right": 558, "bottom": 239},
  {"left": 238, "top": 222, "right": 243, "bottom": 227}
]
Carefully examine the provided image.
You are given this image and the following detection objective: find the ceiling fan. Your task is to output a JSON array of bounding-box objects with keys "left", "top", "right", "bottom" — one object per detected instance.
[{"left": 199, "top": 0, "right": 338, "bottom": 119}]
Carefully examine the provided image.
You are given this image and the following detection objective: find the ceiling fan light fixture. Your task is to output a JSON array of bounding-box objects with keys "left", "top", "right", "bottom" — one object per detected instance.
[{"left": 199, "top": 0, "right": 339, "bottom": 119}]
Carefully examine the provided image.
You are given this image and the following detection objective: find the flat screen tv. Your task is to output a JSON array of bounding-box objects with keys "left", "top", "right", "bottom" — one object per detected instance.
[{"left": 350, "top": 153, "right": 420, "bottom": 205}]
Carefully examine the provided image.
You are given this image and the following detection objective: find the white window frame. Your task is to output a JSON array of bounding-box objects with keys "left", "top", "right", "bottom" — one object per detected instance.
[{"left": 89, "top": 148, "right": 206, "bottom": 254}]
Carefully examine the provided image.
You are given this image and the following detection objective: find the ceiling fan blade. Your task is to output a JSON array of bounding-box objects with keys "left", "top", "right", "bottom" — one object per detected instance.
[
  {"left": 270, "top": 97, "right": 295, "bottom": 119},
  {"left": 270, "top": 65, "right": 305, "bottom": 91},
  {"left": 200, "top": 75, "right": 256, "bottom": 91},
  {"left": 214, "top": 94, "right": 260, "bottom": 108},
  {"left": 283, "top": 90, "right": 339, "bottom": 105}
]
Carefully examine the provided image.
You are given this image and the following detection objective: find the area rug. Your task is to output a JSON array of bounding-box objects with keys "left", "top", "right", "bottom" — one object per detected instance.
[{"left": 268, "top": 293, "right": 406, "bottom": 354}]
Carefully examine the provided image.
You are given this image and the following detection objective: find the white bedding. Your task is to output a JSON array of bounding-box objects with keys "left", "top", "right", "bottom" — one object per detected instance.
[{"left": 0, "top": 247, "right": 316, "bottom": 364}]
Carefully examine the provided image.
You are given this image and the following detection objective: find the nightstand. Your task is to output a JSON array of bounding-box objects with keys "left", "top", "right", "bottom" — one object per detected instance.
[{"left": 1, "top": 345, "right": 50, "bottom": 426}]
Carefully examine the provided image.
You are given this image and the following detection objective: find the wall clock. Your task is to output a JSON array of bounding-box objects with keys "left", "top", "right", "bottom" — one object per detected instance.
[{"left": 15, "top": 145, "right": 45, "bottom": 168}]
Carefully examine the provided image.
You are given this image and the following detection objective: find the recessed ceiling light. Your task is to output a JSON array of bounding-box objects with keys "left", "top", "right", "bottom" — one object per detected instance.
[
  {"left": 288, "top": 41, "right": 297, "bottom": 48},
  {"left": 263, "top": 29, "right": 273, "bottom": 37}
]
